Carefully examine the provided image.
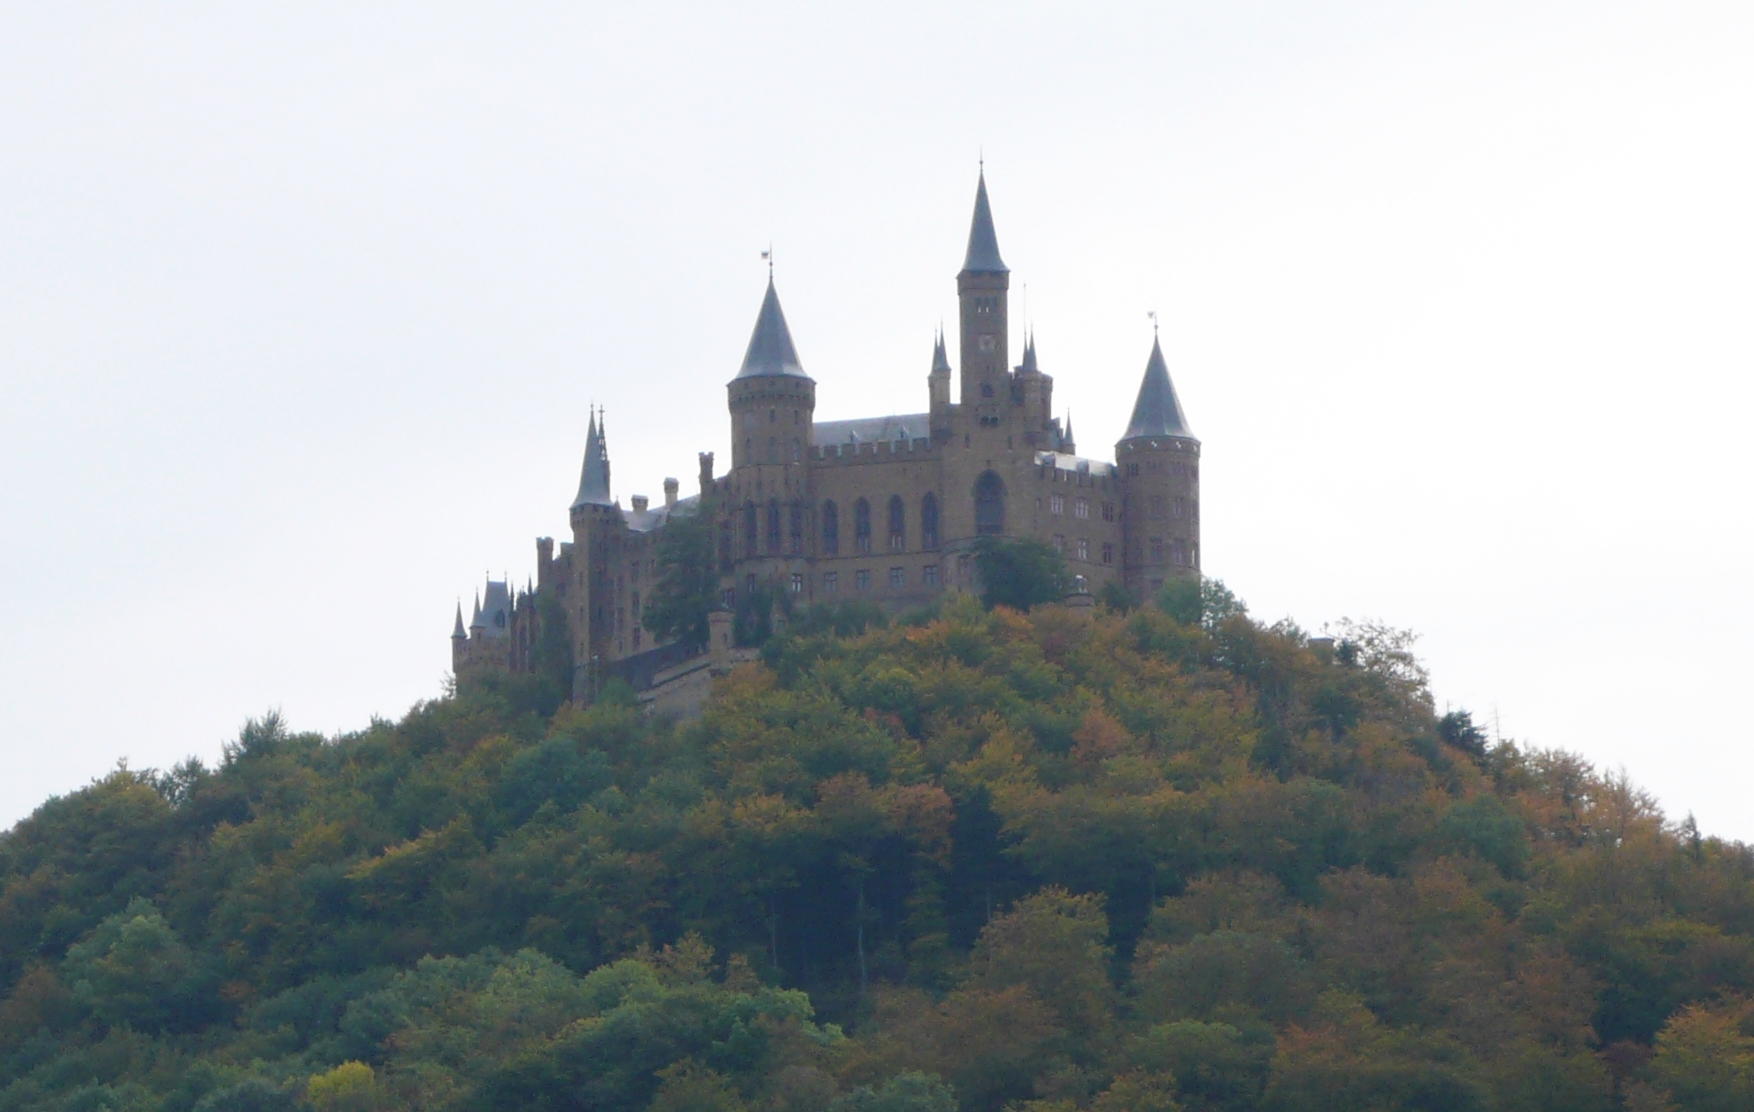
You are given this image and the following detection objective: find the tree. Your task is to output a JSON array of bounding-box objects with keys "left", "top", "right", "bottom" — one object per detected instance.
[
  {"left": 971, "top": 536, "right": 1070, "bottom": 611},
  {"left": 645, "top": 503, "right": 718, "bottom": 650}
]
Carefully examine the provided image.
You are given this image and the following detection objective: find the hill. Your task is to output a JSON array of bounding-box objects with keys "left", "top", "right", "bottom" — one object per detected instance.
[{"left": 3, "top": 589, "right": 1752, "bottom": 1112}]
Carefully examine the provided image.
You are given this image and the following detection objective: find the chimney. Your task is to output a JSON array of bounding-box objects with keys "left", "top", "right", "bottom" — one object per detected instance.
[
  {"left": 631, "top": 494, "right": 649, "bottom": 513},
  {"left": 663, "top": 477, "right": 679, "bottom": 507}
]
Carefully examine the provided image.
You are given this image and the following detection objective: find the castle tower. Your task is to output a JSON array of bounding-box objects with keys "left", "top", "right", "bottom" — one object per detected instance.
[
  {"left": 1117, "top": 334, "right": 1201, "bottom": 597},
  {"left": 726, "top": 276, "right": 815, "bottom": 584},
  {"left": 569, "top": 410, "right": 619, "bottom": 696},
  {"left": 928, "top": 330, "right": 952, "bottom": 435},
  {"left": 957, "top": 171, "right": 1010, "bottom": 419}
]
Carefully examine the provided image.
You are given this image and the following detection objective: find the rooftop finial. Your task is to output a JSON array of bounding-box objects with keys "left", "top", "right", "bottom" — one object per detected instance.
[
  {"left": 961, "top": 167, "right": 1008, "bottom": 274},
  {"left": 1148, "top": 309, "right": 1159, "bottom": 336},
  {"left": 761, "top": 243, "right": 772, "bottom": 277}
]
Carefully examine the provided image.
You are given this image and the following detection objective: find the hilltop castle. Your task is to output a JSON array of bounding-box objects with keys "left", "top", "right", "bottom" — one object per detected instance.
[{"left": 453, "top": 173, "right": 1201, "bottom": 700}]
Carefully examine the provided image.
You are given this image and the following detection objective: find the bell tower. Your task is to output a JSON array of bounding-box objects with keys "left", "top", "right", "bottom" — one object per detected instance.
[{"left": 957, "top": 170, "right": 1010, "bottom": 422}]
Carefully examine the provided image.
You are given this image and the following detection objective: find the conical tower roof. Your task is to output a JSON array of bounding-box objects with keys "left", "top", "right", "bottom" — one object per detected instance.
[
  {"left": 961, "top": 171, "right": 1008, "bottom": 274},
  {"left": 1120, "top": 336, "right": 1197, "bottom": 442},
  {"left": 734, "top": 277, "right": 808, "bottom": 380},
  {"left": 571, "top": 410, "right": 613, "bottom": 508},
  {"left": 931, "top": 330, "right": 951, "bottom": 373},
  {"left": 1019, "top": 332, "right": 1039, "bottom": 373},
  {"left": 451, "top": 602, "right": 466, "bottom": 639}
]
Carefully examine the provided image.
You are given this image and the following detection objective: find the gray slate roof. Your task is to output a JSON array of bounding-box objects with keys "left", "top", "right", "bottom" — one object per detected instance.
[
  {"left": 734, "top": 278, "right": 809, "bottom": 380},
  {"left": 452, "top": 603, "right": 466, "bottom": 639},
  {"left": 931, "top": 331, "right": 951, "bottom": 373},
  {"left": 1121, "top": 336, "right": 1196, "bottom": 442},
  {"left": 814, "top": 413, "right": 930, "bottom": 446},
  {"left": 961, "top": 172, "right": 1008, "bottom": 274},
  {"left": 473, "top": 580, "right": 512, "bottom": 639},
  {"left": 571, "top": 412, "right": 614, "bottom": 508},
  {"left": 621, "top": 493, "right": 701, "bottom": 534}
]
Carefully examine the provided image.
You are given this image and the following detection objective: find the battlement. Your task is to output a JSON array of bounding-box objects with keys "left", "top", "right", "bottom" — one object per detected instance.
[{"left": 808, "top": 436, "right": 936, "bottom": 465}]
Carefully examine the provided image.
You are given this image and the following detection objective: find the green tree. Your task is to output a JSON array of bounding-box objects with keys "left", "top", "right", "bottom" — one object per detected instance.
[
  {"left": 971, "top": 536, "right": 1070, "bottom": 611},
  {"left": 62, "top": 897, "right": 215, "bottom": 1032},
  {"left": 645, "top": 503, "right": 718, "bottom": 650}
]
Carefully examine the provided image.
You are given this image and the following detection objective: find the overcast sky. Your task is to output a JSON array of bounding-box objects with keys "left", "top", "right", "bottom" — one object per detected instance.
[{"left": 2, "top": 2, "right": 1750, "bottom": 839}]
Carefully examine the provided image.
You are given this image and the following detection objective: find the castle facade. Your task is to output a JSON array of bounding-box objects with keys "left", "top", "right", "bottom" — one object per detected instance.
[{"left": 453, "top": 173, "right": 1201, "bottom": 698}]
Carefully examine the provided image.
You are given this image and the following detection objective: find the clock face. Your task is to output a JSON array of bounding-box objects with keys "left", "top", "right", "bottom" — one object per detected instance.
[{"left": 978, "top": 334, "right": 996, "bottom": 353}]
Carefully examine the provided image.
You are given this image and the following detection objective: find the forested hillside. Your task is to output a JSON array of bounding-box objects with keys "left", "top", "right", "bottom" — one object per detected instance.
[{"left": 3, "top": 588, "right": 1752, "bottom": 1112}]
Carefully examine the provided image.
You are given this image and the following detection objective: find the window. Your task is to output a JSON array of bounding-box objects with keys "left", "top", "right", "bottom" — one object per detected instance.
[
  {"left": 1102, "top": 542, "right": 1114, "bottom": 565},
  {"left": 1127, "top": 462, "right": 1140, "bottom": 477},
  {"left": 631, "top": 591, "right": 640, "bottom": 620},
  {"left": 1102, "top": 501, "right": 1115, "bottom": 522},
  {"left": 789, "top": 502, "right": 804, "bottom": 552},
  {"left": 767, "top": 498, "right": 782, "bottom": 552},
  {"left": 1052, "top": 534, "right": 1065, "bottom": 553},
  {"left": 958, "top": 553, "right": 972, "bottom": 578},
  {"left": 981, "top": 382, "right": 995, "bottom": 397},
  {"left": 824, "top": 571, "right": 838, "bottom": 594},
  {"left": 1074, "top": 498, "right": 1090, "bottom": 519},
  {"left": 855, "top": 569, "right": 872, "bottom": 591},
  {"left": 790, "top": 573, "right": 804, "bottom": 594},
  {"left": 855, "top": 498, "right": 872, "bottom": 554},
  {"left": 1174, "top": 497, "right": 1186, "bottom": 520},
  {"left": 923, "top": 563, "right": 939, "bottom": 587},
  {"left": 1077, "top": 538, "right": 1089, "bottom": 561},
  {"left": 1173, "top": 540, "right": 1187, "bottom": 567},
  {"left": 747, "top": 573, "right": 758, "bottom": 595},
  {"left": 889, "top": 566, "right": 905, "bottom": 589},
  {"left": 974, "top": 471, "right": 1004, "bottom": 535},
  {"left": 1149, "top": 496, "right": 1165, "bottom": 520},
  {"left": 921, "top": 493, "right": 939, "bottom": 548},
  {"left": 888, "top": 495, "right": 906, "bottom": 551},
  {"left": 1049, "top": 494, "right": 1065, "bottom": 515},
  {"left": 743, "top": 501, "right": 758, "bottom": 554},
  {"left": 1150, "top": 537, "right": 1164, "bottom": 566},
  {"left": 822, "top": 501, "right": 839, "bottom": 555}
]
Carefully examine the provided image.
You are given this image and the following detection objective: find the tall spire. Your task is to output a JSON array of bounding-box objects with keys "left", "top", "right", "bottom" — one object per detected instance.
[
  {"left": 931, "top": 329, "right": 951, "bottom": 373},
  {"left": 961, "top": 170, "right": 1008, "bottom": 274},
  {"left": 734, "top": 277, "right": 808, "bottom": 379},
  {"left": 470, "top": 592, "right": 484, "bottom": 630},
  {"left": 1121, "top": 336, "right": 1197, "bottom": 442},
  {"left": 451, "top": 602, "right": 466, "bottom": 640},
  {"left": 1019, "top": 331, "right": 1038, "bottom": 373},
  {"left": 571, "top": 409, "right": 613, "bottom": 508}
]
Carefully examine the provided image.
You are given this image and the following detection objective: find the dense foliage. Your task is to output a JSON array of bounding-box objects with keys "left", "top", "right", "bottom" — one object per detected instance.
[{"left": 3, "top": 590, "right": 1752, "bottom": 1112}]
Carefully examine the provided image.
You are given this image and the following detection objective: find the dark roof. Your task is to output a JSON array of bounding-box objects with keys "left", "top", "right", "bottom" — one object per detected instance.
[
  {"left": 451, "top": 603, "right": 466, "bottom": 639},
  {"left": 814, "top": 413, "right": 930, "bottom": 445},
  {"left": 1018, "top": 333, "right": 1039, "bottom": 373},
  {"left": 571, "top": 412, "right": 613, "bottom": 508},
  {"left": 1121, "top": 336, "right": 1197, "bottom": 442},
  {"left": 476, "top": 580, "right": 512, "bottom": 640},
  {"left": 734, "top": 278, "right": 809, "bottom": 380},
  {"left": 931, "top": 331, "right": 951, "bottom": 373},
  {"left": 961, "top": 172, "right": 1008, "bottom": 274},
  {"left": 621, "top": 493, "right": 701, "bottom": 534}
]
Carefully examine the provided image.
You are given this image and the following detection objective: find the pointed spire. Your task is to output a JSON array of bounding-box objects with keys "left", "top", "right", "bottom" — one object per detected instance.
[
  {"left": 961, "top": 170, "right": 1008, "bottom": 274},
  {"left": 1063, "top": 411, "right": 1075, "bottom": 446},
  {"left": 1121, "top": 336, "right": 1197, "bottom": 442},
  {"left": 470, "top": 592, "right": 484, "bottom": 630},
  {"left": 1019, "top": 331, "right": 1038, "bottom": 373},
  {"left": 931, "top": 329, "right": 951, "bottom": 373},
  {"left": 452, "top": 602, "right": 466, "bottom": 639},
  {"left": 571, "top": 409, "right": 613, "bottom": 508},
  {"left": 734, "top": 277, "right": 808, "bottom": 379}
]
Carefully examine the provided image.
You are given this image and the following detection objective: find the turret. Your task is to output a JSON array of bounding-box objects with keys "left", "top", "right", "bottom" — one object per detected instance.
[
  {"left": 727, "top": 276, "right": 815, "bottom": 567},
  {"left": 1013, "top": 332, "right": 1055, "bottom": 446},
  {"left": 957, "top": 171, "right": 1011, "bottom": 417},
  {"left": 928, "top": 330, "right": 952, "bottom": 432},
  {"left": 1116, "top": 335, "right": 1201, "bottom": 595},
  {"left": 568, "top": 409, "right": 622, "bottom": 697}
]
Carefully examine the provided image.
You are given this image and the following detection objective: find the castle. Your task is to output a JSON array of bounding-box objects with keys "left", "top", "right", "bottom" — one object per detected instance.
[{"left": 452, "top": 172, "right": 1201, "bottom": 700}]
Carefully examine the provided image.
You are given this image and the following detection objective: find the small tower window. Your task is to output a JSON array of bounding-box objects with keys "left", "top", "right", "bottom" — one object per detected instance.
[
  {"left": 1102, "top": 542, "right": 1114, "bottom": 565},
  {"left": 888, "top": 495, "right": 906, "bottom": 551},
  {"left": 1077, "top": 538, "right": 1089, "bottom": 561},
  {"left": 921, "top": 493, "right": 939, "bottom": 549},
  {"left": 889, "top": 566, "right": 905, "bottom": 589},
  {"left": 923, "top": 563, "right": 939, "bottom": 587},
  {"left": 824, "top": 571, "right": 839, "bottom": 594},
  {"left": 743, "top": 501, "right": 758, "bottom": 554}
]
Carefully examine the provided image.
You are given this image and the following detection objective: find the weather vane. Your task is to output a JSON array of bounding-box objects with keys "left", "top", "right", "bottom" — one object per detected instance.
[
  {"left": 761, "top": 243, "right": 772, "bottom": 276},
  {"left": 1148, "top": 310, "right": 1159, "bottom": 335}
]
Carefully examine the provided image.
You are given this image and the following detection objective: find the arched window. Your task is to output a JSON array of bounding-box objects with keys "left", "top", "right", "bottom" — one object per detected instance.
[
  {"left": 822, "top": 501, "right": 840, "bottom": 555},
  {"left": 888, "top": 495, "right": 906, "bottom": 551},
  {"left": 788, "top": 502, "right": 803, "bottom": 553},
  {"left": 766, "top": 498, "right": 782, "bottom": 553},
  {"left": 974, "top": 472, "right": 1005, "bottom": 535},
  {"left": 921, "top": 493, "right": 939, "bottom": 548},
  {"left": 743, "top": 501, "right": 758, "bottom": 555},
  {"left": 854, "top": 498, "right": 872, "bottom": 554}
]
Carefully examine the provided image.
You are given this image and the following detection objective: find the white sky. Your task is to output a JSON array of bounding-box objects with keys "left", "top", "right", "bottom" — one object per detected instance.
[{"left": 2, "top": 3, "right": 1750, "bottom": 839}]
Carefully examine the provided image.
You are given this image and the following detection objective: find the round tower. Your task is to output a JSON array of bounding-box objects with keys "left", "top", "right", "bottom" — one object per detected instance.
[
  {"left": 725, "top": 276, "right": 816, "bottom": 585},
  {"left": 1117, "top": 334, "right": 1201, "bottom": 598}
]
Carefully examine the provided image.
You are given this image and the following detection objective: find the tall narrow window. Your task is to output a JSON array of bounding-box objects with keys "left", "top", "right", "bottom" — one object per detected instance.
[
  {"left": 888, "top": 495, "right": 906, "bottom": 551},
  {"left": 743, "top": 501, "right": 758, "bottom": 555},
  {"left": 1150, "top": 537, "right": 1164, "bottom": 566},
  {"left": 718, "top": 519, "right": 732, "bottom": 572},
  {"left": 822, "top": 500, "right": 839, "bottom": 555},
  {"left": 789, "top": 502, "right": 804, "bottom": 553},
  {"left": 855, "top": 498, "right": 872, "bottom": 554},
  {"left": 974, "top": 471, "right": 1004, "bottom": 535},
  {"left": 921, "top": 493, "right": 939, "bottom": 549},
  {"left": 766, "top": 498, "right": 781, "bottom": 553}
]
